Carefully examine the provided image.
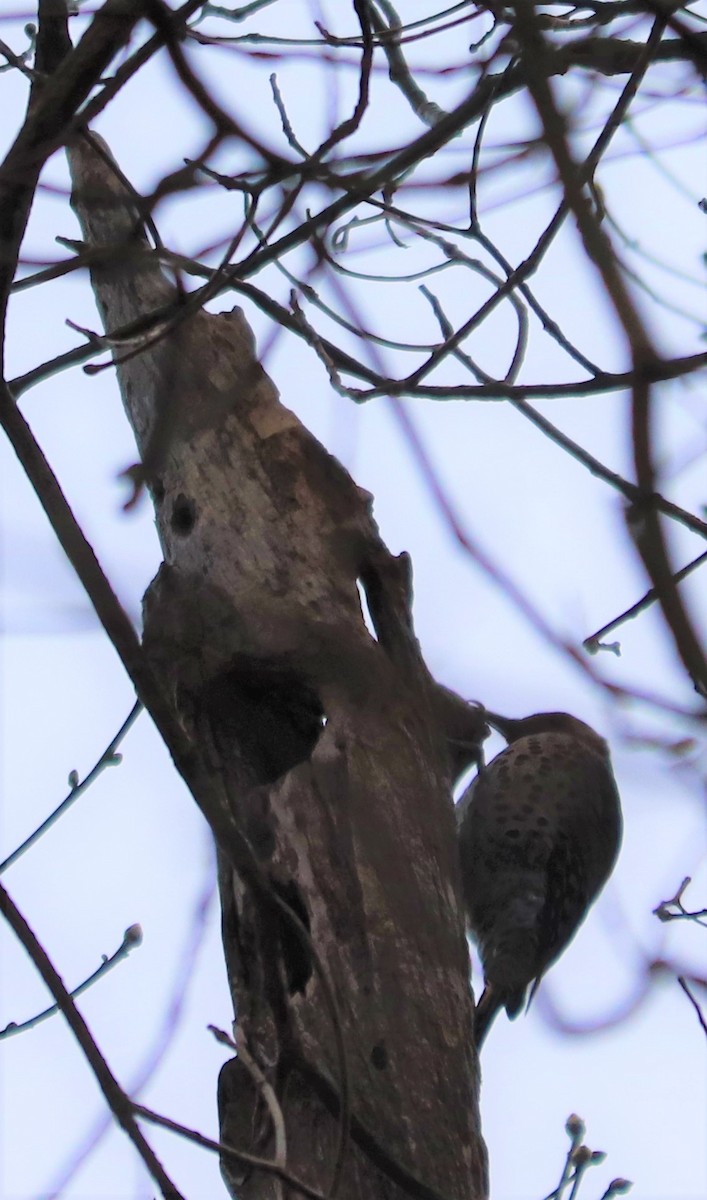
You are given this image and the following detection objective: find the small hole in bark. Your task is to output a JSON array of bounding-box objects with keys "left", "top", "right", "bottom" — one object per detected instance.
[
  {"left": 370, "top": 1042, "right": 388, "bottom": 1070},
  {"left": 171, "top": 494, "right": 197, "bottom": 536},
  {"left": 151, "top": 478, "right": 165, "bottom": 504}
]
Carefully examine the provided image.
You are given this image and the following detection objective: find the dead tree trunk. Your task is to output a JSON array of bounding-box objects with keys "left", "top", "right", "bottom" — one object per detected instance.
[{"left": 68, "top": 131, "right": 488, "bottom": 1200}]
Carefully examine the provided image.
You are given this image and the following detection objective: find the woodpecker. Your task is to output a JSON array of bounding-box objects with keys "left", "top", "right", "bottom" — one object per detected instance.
[{"left": 457, "top": 710, "right": 622, "bottom": 1047}]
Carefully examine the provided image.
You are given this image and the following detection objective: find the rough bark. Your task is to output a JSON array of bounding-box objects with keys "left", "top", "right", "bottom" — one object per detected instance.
[{"left": 68, "top": 132, "right": 488, "bottom": 1200}]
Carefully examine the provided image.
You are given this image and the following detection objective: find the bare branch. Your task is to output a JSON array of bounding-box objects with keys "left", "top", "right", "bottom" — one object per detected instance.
[
  {"left": 0, "top": 924, "right": 143, "bottom": 1041},
  {"left": 133, "top": 1101, "right": 329, "bottom": 1200},
  {"left": 0, "top": 881, "right": 185, "bottom": 1200},
  {"left": 511, "top": 1, "right": 707, "bottom": 697},
  {"left": 676, "top": 977, "right": 707, "bottom": 1039},
  {"left": 0, "top": 700, "right": 142, "bottom": 874}
]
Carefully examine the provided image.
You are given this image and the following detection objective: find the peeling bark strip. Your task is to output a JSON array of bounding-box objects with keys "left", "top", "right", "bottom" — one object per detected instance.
[{"left": 68, "top": 132, "right": 488, "bottom": 1200}]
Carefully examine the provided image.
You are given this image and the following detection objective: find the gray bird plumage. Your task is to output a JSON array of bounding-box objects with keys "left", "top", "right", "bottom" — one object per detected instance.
[{"left": 457, "top": 711, "right": 622, "bottom": 1047}]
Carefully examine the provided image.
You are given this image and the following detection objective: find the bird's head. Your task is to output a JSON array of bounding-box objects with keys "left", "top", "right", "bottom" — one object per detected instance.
[{"left": 483, "top": 710, "right": 609, "bottom": 756}]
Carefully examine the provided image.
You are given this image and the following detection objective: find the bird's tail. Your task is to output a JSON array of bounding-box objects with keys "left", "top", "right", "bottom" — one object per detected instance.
[{"left": 474, "top": 977, "right": 527, "bottom": 1048}]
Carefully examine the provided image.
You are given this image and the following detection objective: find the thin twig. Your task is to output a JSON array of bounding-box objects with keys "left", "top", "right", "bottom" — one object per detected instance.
[
  {"left": 676, "top": 977, "right": 707, "bottom": 1038},
  {"left": 368, "top": 0, "right": 447, "bottom": 126},
  {"left": 654, "top": 877, "right": 707, "bottom": 927},
  {"left": 512, "top": 2, "right": 707, "bottom": 696},
  {"left": 45, "top": 847, "right": 216, "bottom": 1197},
  {"left": 0, "top": 701, "right": 142, "bottom": 874},
  {"left": 0, "top": 924, "right": 142, "bottom": 1041},
  {"left": 133, "top": 1102, "right": 328, "bottom": 1200},
  {"left": 585, "top": 552, "right": 707, "bottom": 654},
  {"left": 0, "top": 881, "right": 185, "bottom": 1200},
  {"left": 209, "top": 1025, "right": 287, "bottom": 1172}
]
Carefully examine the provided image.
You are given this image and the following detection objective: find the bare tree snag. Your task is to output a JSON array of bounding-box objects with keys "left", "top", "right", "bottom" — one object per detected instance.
[{"left": 68, "top": 130, "right": 488, "bottom": 1200}]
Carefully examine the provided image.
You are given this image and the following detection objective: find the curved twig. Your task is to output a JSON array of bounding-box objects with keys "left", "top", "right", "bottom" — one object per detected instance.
[
  {"left": 0, "top": 882, "right": 184, "bottom": 1200},
  {"left": 0, "top": 701, "right": 142, "bottom": 875},
  {"left": 0, "top": 924, "right": 142, "bottom": 1041}
]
